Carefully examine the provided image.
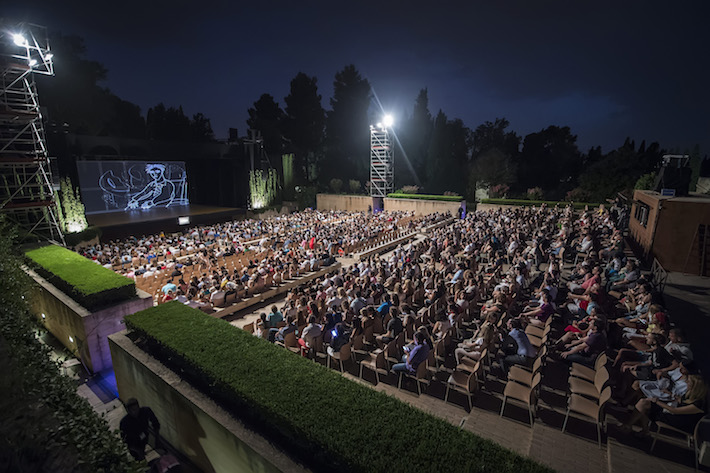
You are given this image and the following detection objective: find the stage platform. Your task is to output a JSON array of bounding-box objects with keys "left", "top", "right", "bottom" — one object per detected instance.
[{"left": 87, "top": 204, "right": 244, "bottom": 240}]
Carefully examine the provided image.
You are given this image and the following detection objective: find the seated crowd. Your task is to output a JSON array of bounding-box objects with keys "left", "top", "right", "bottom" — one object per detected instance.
[
  {"left": 247, "top": 202, "right": 706, "bottom": 452},
  {"left": 75, "top": 209, "right": 449, "bottom": 309}
]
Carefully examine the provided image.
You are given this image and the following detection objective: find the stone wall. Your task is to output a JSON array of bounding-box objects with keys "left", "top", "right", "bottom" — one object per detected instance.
[
  {"left": 27, "top": 268, "right": 152, "bottom": 373},
  {"left": 109, "top": 332, "right": 307, "bottom": 473},
  {"left": 316, "top": 194, "right": 372, "bottom": 212},
  {"left": 383, "top": 197, "right": 464, "bottom": 215},
  {"left": 316, "top": 194, "right": 464, "bottom": 215}
]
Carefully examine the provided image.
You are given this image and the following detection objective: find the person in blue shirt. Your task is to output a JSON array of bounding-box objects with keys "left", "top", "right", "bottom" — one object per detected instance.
[
  {"left": 500, "top": 318, "right": 536, "bottom": 375},
  {"left": 377, "top": 293, "right": 392, "bottom": 317},
  {"left": 391, "top": 332, "right": 430, "bottom": 374}
]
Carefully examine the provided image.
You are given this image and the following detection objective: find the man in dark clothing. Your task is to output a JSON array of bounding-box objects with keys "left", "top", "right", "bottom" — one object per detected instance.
[{"left": 119, "top": 398, "right": 161, "bottom": 460}]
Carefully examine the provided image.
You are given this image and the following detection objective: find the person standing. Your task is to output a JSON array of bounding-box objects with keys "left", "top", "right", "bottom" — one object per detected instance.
[{"left": 119, "top": 398, "right": 161, "bottom": 460}]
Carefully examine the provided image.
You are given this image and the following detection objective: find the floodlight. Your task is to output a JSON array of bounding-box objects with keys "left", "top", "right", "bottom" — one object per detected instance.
[
  {"left": 29, "top": 59, "right": 37, "bottom": 66},
  {"left": 44, "top": 53, "right": 53, "bottom": 60},
  {"left": 13, "top": 33, "right": 27, "bottom": 47},
  {"left": 383, "top": 114, "right": 394, "bottom": 128},
  {"left": 376, "top": 122, "right": 382, "bottom": 128}
]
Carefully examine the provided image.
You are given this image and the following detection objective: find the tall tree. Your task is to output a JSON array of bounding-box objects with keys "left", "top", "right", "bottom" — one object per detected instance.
[
  {"left": 399, "top": 88, "right": 432, "bottom": 187},
  {"left": 146, "top": 103, "right": 191, "bottom": 141},
  {"left": 190, "top": 113, "right": 215, "bottom": 142},
  {"left": 324, "top": 65, "right": 372, "bottom": 183},
  {"left": 246, "top": 94, "right": 285, "bottom": 163},
  {"left": 471, "top": 118, "right": 520, "bottom": 160},
  {"left": 37, "top": 33, "right": 145, "bottom": 138},
  {"left": 283, "top": 73, "right": 326, "bottom": 184},
  {"left": 517, "top": 126, "right": 582, "bottom": 197}
]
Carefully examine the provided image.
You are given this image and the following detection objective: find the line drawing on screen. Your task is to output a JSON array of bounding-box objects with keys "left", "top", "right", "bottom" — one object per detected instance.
[{"left": 98, "top": 163, "right": 188, "bottom": 210}]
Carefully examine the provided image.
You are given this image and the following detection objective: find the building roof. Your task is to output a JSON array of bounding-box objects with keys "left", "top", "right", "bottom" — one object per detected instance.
[{"left": 635, "top": 189, "right": 710, "bottom": 204}]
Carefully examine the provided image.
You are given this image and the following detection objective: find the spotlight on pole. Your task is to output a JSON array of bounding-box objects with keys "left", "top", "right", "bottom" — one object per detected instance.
[{"left": 383, "top": 114, "right": 394, "bottom": 128}]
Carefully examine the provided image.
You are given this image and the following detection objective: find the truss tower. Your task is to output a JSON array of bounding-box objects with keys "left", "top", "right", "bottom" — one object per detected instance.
[
  {"left": 0, "top": 21, "right": 63, "bottom": 243},
  {"left": 369, "top": 125, "right": 394, "bottom": 198}
]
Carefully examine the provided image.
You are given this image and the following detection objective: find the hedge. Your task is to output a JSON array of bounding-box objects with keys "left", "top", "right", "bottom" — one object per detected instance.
[
  {"left": 25, "top": 245, "right": 136, "bottom": 311},
  {"left": 479, "top": 199, "right": 602, "bottom": 210},
  {"left": 64, "top": 225, "right": 103, "bottom": 247},
  {"left": 387, "top": 193, "right": 464, "bottom": 202},
  {"left": 126, "top": 303, "right": 551, "bottom": 473},
  {"left": 0, "top": 218, "right": 141, "bottom": 472}
]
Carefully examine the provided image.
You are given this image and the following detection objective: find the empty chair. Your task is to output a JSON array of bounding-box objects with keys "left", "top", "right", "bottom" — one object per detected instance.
[
  {"left": 570, "top": 353, "right": 608, "bottom": 383},
  {"left": 359, "top": 350, "right": 389, "bottom": 385},
  {"left": 500, "top": 372, "right": 542, "bottom": 425},
  {"left": 445, "top": 364, "right": 480, "bottom": 411},
  {"left": 509, "top": 355, "right": 544, "bottom": 388},
  {"left": 650, "top": 417, "right": 706, "bottom": 471},
  {"left": 569, "top": 366, "right": 609, "bottom": 401},
  {"left": 561, "top": 386, "right": 612, "bottom": 447},
  {"left": 351, "top": 334, "right": 369, "bottom": 358}
]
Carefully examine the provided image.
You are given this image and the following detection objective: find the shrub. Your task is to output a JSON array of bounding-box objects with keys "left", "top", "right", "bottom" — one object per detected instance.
[
  {"left": 64, "top": 225, "right": 103, "bottom": 247},
  {"left": 386, "top": 193, "right": 463, "bottom": 202},
  {"left": 489, "top": 184, "right": 510, "bottom": 199},
  {"left": 526, "top": 187, "right": 544, "bottom": 200},
  {"left": 634, "top": 172, "right": 657, "bottom": 190},
  {"left": 329, "top": 178, "right": 343, "bottom": 194},
  {"left": 0, "top": 218, "right": 140, "bottom": 472},
  {"left": 348, "top": 179, "right": 361, "bottom": 194},
  {"left": 565, "top": 187, "right": 592, "bottom": 202},
  {"left": 126, "top": 303, "right": 550, "bottom": 473},
  {"left": 25, "top": 245, "right": 136, "bottom": 311},
  {"left": 401, "top": 185, "right": 419, "bottom": 194}
]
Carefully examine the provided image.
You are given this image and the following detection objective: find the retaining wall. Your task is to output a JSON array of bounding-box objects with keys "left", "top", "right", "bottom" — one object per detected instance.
[
  {"left": 27, "top": 268, "right": 152, "bottom": 373},
  {"left": 109, "top": 332, "right": 308, "bottom": 473}
]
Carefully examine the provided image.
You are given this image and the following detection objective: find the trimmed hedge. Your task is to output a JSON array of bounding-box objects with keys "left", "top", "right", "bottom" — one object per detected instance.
[
  {"left": 479, "top": 199, "right": 602, "bottom": 210},
  {"left": 64, "top": 225, "right": 103, "bottom": 247},
  {"left": 387, "top": 193, "right": 464, "bottom": 202},
  {"left": 25, "top": 245, "right": 135, "bottom": 311},
  {"left": 126, "top": 303, "right": 551, "bottom": 473}
]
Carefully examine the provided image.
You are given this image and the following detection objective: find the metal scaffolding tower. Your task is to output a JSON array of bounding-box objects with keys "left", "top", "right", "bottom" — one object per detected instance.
[
  {"left": 369, "top": 124, "right": 394, "bottom": 198},
  {"left": 0, "top": 21, "right": 64, "bottom": 243}
]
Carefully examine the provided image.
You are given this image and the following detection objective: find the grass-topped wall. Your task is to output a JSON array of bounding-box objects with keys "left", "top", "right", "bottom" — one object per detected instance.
[
  {"left": 387, "top": 193, "right": 464, "bottom": 202},
  {"left": 126, "top": 302, "right": 550, "bottom": 473},
  {"left": 479, "top": 198, "right": 602, "bottom": 210},
  {"left": 25, "top": 245, "right": 135, "bottom": 311}
]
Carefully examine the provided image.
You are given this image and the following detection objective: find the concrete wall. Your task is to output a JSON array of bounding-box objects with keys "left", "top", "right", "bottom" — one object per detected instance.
[
  {"left": 316, "top": 194, "right": 464, "bottom": 215},
  {"left": 383, "top": 197, "right": 464, "bottom": 216},
  {"left": 109, "top": 332, "right": 308, "bottom": 473},
  {"left": 27, "top": 268, "right": 152, "bottom": 373},
  {"left": 316, "top": 194, "right": 372, "bottom": 212}
]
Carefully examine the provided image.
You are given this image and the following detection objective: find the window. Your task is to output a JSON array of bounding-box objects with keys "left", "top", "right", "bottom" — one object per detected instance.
[{"left": 633, "top": 201, "right": 650, "bottom": 228}]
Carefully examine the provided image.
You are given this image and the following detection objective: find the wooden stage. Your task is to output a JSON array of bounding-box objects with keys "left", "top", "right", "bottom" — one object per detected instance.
[{"left": 87, "top": 204, "right": 244, "bottom": 240}]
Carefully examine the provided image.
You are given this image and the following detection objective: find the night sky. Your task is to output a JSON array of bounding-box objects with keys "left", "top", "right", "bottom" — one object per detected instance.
[{"left": 5, "top": 1, "right": 709, "bottom": 153}]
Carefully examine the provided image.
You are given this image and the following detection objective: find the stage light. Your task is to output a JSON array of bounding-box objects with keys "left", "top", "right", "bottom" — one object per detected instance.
[
  {"left": 44, "top": 53, "right": 53, "bottom": 60},
  {"left": 67, "top": 222, "right": 87, "bottom": 233},
  {"left": 383, "top": 114, "right": 394, "bottom": 128},
  {"left": 13, "top": 33, "right": 27, "bottom": 47},
  {"left": 376, "top": 122, "right": 382, "bottom": 128},
  {"left": 29, "top": 59, "right": 37, "bottom": 66},
  {"left": 178, "top": 216, "right": 190, "bottom": 225}
]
